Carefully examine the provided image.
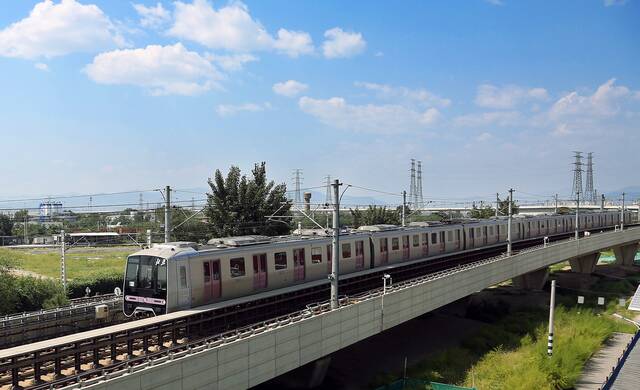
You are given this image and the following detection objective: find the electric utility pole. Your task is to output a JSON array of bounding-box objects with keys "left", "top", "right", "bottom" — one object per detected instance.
[
  {"left": 621, "top": 192, "right": 625, "bottom": 231},
  {"left": 164, "top": 185, "right": 171, "bottom": 243},
  {"left": 330, "top": 179, "right": 341, "bottom": 310},
  {"left": 60, "top": 230, "right": 67, "bottom": 291},
  {"left": 402, "top": 191, "right": 407, "bottom": 227},
  {"left": 507, "top": 189, "right": 514, "bottom": 256},
  {"left": 547, "top": 279, "right": 556, "bottom": 357},
  {"left": 554, "top": 194, "right": 558, "bottom": 214},
  {"left": 575, "top": 191, "right": 580, "bottom": 240},
  {"left": 495, "top": 193, "right": 499, "bottom": 218}
]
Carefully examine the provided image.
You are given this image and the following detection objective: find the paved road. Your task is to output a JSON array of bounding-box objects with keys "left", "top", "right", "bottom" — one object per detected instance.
[{"left": 575, "top": 333, "right": 633, "bottom": 390}]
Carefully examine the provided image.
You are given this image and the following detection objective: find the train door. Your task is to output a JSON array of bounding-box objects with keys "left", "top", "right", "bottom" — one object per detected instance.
[
  {"left": 422, "top": 233, "right": 429, "bottom": 256},
  {"left": 202, "top": 260, "right": 221, "bottom": 302},
  {"left": 440, "top": 231, "right": 446, "bottom": 252},
  {"left": 483, "top": 226, "right": 488, "bottom": 245},
  {"left": 177, "top": 262, "right": 190, "bottom": 309},
  {"left": 293, "top": 248, "right": 305, "bottom": 281},
  {"left": 252, "top": 253, "right": 268, "bottom": 289},
  {"left": 402, "top": 236, "right": 410, "bottom": 260},
  {"left": 468, "top": 228, "right": 474, "bottom": 249},
  {"left": 456, "top": 230, "right": 461, "bottom": 249},
  {"left": 355, "top": 241, "right": 365, "bottom": 270},
  {"left": 380, "top": 238, "right": 389, "bottom": 264}
]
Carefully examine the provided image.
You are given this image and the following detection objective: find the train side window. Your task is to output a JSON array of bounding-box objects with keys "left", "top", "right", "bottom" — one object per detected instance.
[
  {"left": 203, "top": 262, "right": 211, "bottom": 283},
  {"left": 447, "top": 231, "right": 453, "bottom": 242},
  {"left": 412, "top": 235, "right": 420, "bottom": 247},
  {"left": 440, "top": 231, "right": 445, "bottom": 243},
  {"left": 456, "top": 230, "right": 460, "bottom": 241},
  {"left": 179, "top": 266, "right": 187, "bottom": 288},
  {"left": 230, "top": 258, "right": 246, "bottom": 277},
  {"left": 342, "top": 243, "right": 352, "bottom": 258},
  {"left": 431, "top": 233, "right": 437, "bottom": 244},
  {"left": 489, "top": 226, "right": 494, "bottom": 235},
  {"left": 392, "top": 238, "right": 399, "bottom": 250},
  {"left": 311, "top": 247, "right": 322, "bottom": 263},
  {"left": 274, "top": 252, "right": 287, "bottom": 270},
  {"left": 422, "top": 233, "right": 428, "bottom": 245},
  {"left": 476, "top": 227, "right": 481, "bottom": 236}
]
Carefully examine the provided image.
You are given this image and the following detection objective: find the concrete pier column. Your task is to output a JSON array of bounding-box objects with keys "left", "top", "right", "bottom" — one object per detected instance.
[
  {"left": 307, "top": 356, "right": 331, "bottom": 388},
  {"left": 569, "top": 253, "right": 600, "bottom": 274},
  {"left": 613, "top": 243, "right": 639, "bottom": 266},
  {"left": 512, "top": 268, "right": 549, "bottom": 290}
]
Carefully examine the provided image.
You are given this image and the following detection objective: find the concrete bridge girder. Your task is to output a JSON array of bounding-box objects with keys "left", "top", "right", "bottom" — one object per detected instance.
[
  {"left": 569, "top": 252, "right": 600, "bottom": 274},
  {"left": 512, "top": 268, "right": 549, "bottom": 290},
  {"left": 613, "top": 243, "right": 639, "bottom": 266}
]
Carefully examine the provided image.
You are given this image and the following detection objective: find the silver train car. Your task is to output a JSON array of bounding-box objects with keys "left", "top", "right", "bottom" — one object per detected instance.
[{"left": 122, "top": 210, "right": 633, "bottom": 316}]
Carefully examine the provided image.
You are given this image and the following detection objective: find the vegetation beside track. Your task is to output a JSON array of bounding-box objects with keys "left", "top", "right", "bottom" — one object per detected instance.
[{"left": 373, "top": 271, "right": 639, "bottom": 390}]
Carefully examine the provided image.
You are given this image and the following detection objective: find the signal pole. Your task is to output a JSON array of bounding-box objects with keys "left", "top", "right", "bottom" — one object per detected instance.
[
  {"left": 507, "top": 189, "right": 514, "bottom": 256},
  {"left": 164, "top": 186, "right": 171, "bottom": 243},
  {"left": 402, "top": 190, "right": 407, "bottom": 227},
  {"left": 547, "top": 279, "right": 556, "bottom": 357},
  {"left": 330, "top": 179, "right": 341, "bottom": 310}
]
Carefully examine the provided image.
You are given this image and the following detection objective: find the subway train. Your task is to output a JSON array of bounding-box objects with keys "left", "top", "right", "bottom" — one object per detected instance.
[{"left": 123, "top": 210, "right": 633, "bottom": 316}]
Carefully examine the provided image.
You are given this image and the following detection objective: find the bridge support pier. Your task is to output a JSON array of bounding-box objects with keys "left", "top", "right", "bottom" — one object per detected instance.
[
  {"left": 569, "top": 253, "right": 600, "bottom": 274},
  {"left": 613, "top": 243, "right": 639, "bottom": 266},
  {"left": 308, "top": 356, "right": 331, "bottom": 388},
  {"left": 512, "top": 268, "right": 549, "bottom": 290}
]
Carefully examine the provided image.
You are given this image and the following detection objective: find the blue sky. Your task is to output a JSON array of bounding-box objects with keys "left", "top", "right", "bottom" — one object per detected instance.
[{"left": 0, "top": 0, "right": 639, "bottom": 204}]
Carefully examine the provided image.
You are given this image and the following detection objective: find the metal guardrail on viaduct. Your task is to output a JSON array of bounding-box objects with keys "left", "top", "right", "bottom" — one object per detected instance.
[{"left": 5, "top": 227, "right": 640, "bottom": 390}]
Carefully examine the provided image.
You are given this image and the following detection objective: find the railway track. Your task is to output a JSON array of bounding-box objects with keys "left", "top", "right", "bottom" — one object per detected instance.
[{"left": 0, "top": 226, "right": 632, "bottom": 389}]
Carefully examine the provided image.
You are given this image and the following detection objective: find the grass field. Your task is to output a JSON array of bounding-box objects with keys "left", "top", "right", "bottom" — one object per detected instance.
[{"left": 0, "top": 247, "right": 135, "bottom": 280}]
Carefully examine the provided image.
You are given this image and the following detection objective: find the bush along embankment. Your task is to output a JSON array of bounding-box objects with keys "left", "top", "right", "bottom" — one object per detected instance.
[
  {"left": 372, "top": 297, "right": 636, "bottom": 390},
  {"left": 67, "top": 272, "right": 123, "bottom": 298},
  {"left": 0, "top": 273, "right": 68, "bottom": 315}
]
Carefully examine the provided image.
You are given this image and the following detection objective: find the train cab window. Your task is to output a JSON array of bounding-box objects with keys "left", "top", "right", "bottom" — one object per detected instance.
[
  {"left": 275, "top": 252, "right": 287, "bottom": 270},
  {"left": 230, "top": 258, "right": 246, "bottom": 277},
  {"left": 203, "top": 262, "right": 211, "bottom": 283},
  {"left": 447, "top": 231, "right": 453, "bottom": 242},
  {"left": 179, "top": 266, "right": 187, "bottom": 288},
  {"left": 342, "top": 243, "right": 352, "bottom": 258},
  {"left": 413, "top": 235, "right": 420, "bottom": 247},
  {"left": 392, "top": 238, "right": 399, "bottom": 250},
  {"left": 311, "top": 247, "right": 322, "bottom": 263},
  {"left": 431, "top": 233, "right": 437, "bottom": 244}
]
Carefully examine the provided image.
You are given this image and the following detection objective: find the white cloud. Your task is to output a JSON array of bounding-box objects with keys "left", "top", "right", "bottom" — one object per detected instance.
[
  {"left": 133, "top": 2, "right": 171, "bottom": 29},
  {"left": 85, "top": 43, "right": 222, "bottom": 96},
  {"left": 604, "top": 0, "right": 627, "bottom": 6},
  {"left": 0, "top": 0, "right": 127, "bottom": 60},
  {"left": 476, "top": 132, "right": 492, "bottom": 142},
  {"left": 355, "top": 82, "right": 451, "bottom": 108},
  {"left": 453, "top": 111, "right": 521, "bottom": 128},
  {"left": 551, "top": 123, "right": 572, "bottom": 137},
  {"left": 475, "top": 84, "right": 548, "bottom": 109},
  {"left": 216, "top": 102, "right": 271, "bottom": 117},
  {"left": 298, "top": 96, "right": 439, "bottom": 133},
  {"left": 273, "top": 80, "right": 308, "bottom": 97},
  {"left": 34, "top": 62, "right": 49, "bottom": 71},
  {"left": 485, "top": 0, "right": 504, "bottom": 5},
  {"left": 205, "top": 53, "right": 257, "bottom": 72},
  {"left": 549, "top": 78, "right": 635, "bottom": 118},
  {"left": 374, "top": 51, "right": 384, "bottom": 57},
  {"left": 168, "top": 0, "right": 314, "bottom": 57},
  {"left": 273, "top": 29, "right": 314, "bottom": 57},
  {"left": 322, "top": 27, "right": 366, "bottom": 59}
]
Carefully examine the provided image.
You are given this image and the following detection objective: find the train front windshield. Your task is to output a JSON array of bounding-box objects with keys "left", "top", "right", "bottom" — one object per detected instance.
[{"left": 124, "top": 255, "right": 167, "bottom": 315}]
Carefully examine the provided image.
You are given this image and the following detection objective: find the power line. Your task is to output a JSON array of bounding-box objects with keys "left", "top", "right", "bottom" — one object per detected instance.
[{"left": 0, "top": 189, "right": 160, "bottom": 204}]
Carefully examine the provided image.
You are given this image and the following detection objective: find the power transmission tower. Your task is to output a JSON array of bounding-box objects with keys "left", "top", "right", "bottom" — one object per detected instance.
[
  {"left": 292, "top": 169, "right": 303, "bottom": 206},
  {"left": 409, "top": 159, "right": 416, "bottom": 207},
  {"left": 585, "top": 152, "right": 594, "bottom": 204},
  {"left": 571, "top": 151, "right": 583, "bottom": 200},
  {"left": 416, "top": 161, "right": 423, "bottom": 210}
]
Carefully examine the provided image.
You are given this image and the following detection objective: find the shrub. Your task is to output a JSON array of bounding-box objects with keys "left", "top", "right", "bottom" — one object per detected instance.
[
  {"left": 67, "top": 272, "right": 123, "bottom": 298},
  {"left": 0, "top": 274, "right": 68, "bottom": 315}
]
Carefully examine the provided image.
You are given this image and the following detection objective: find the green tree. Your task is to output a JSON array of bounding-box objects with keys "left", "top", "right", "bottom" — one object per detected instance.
[
  {"left": 0, "top": 214, "right": 14, "bottom": 236},
  {"left": 470, "top": 204, "right": 496, "bottom": 219},
  {"left": 349, "top": 206, "right": 401, "bottom": 228},
  {"left": 205, "top": 162, "right": 292, "bottom": 237}
]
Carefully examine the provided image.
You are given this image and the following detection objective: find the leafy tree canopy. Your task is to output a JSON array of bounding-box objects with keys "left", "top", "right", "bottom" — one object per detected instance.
[
  {"left": 205, "top": 162, "right": 292, "bottom": 237},
  {"left": 0, "top": 214, "right": 13, "bottom": 236},
  {"left": 349, "top": 206, "right": 401, "bottom": 228}
]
